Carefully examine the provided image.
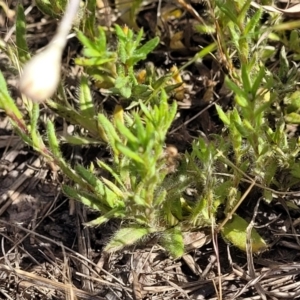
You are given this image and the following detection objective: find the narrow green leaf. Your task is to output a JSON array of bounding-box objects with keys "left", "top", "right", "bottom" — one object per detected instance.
[
  {"left": 0, "top": 71, "right": 10, "bottom": 96},
  {"left": 16, "top": 5, "right": 29, "bottom": 63},
  {"left": 285, "top": 91, "right": 300, "bottom": 113},
  {"left": 115, "top": 120, "right": 139, "bottom": 144},
  {"left": 225, "top": 76, "right": 248, "bottom": 104},
  {"left": 83, "top": 0, "right": 96, "bottom": 37},
  {"left": 164, "top": 82, "right": 182, "bottom": 93},
  {"left": 47, "top": 121, "right": 62, "bottom": 158},
  {"left": 160, "top": 227, "right": 184, "bottom": 258},
  {"left": 75, "top": 57, "right": 115, "bottom": 66},
  {"left": 244, "top": 8, "right": 262, "bottom": 35},
  {"left": 272, "top": 20, "right": 300, "bottom": 32},
  {"left": 194, "top": 42, "right": 217, "bottom": 61},
  {"left": 243, "top": 119, "right": 254, "bottom": 132},
  {"left": 238, "top": 0, "right": 252, "bottom": 25},
  {"left": 216, "top": 104, "right": 230, "bottom": 125},
  {"left": 134, "top": 113, "right": 146, "bottom": 143},
  {"left": 132, "top": 84, "right": 150, "bottom": 95},
  {"left": 35, "top": 0, "right": 58, "bottom": 17},
  {"left": 151, "top": 74, "right": 171, "bottom": 91},
  {"left": 77, "top": 30, "right": 100, "bottom": 56},
  {"left": 62, "top": 185, "right": 110, "bottom": 212},
  {"left": 75, "top": 164, "right": 102, "bottom": 188},
  {"left": 279, "top": 46, "right": 289, "bottom": 82},
  {"left": 118, "top": 41, "right": 127, "bottom": 64},
  {"left": 30, "top": 103, "right": 39, "bottom": 132},
  {"left": 86, "top": 207, "right": 126, "bottom": 226},
  {"left": 163, "top": 199, "right": 180, "bottom": 227},
  {"left": 233, "top": 120, "right": 248, "bottom": 137},
  {"left": 101, "top": 177, "right": 124, "bottom": 198},
  {"left": 290, "top": 29, "right": 299, "bottom": 51},
  {"left": 218, "top": 4, "right": 237, "bottom": 23},
  {"left": 55, "top": 0, "right": 67, "bottom": 12},
  {"left": 154, "top": 189, "right": 167, "bottom": 206},
  {"left": 63, "top": 135, "right": 102, "bottom": 145},
  {"left": 104, "top": 226, "right": 152, "bottom": 252},
  {"left": 194, "top": 24, "right": 216, "bottom": 34},
  {"left": 254, "top": 100, "right": 271, "bottom": 118},
  {"left": 134, "top": 27, "right": 144, "bottom": 48},
  {"left": 241, "top": 64, "right": 252, "bottom": 94},
  {"left": 97, "top": 113, "right": 121, "bottom": 152},
  {"left": 0, "top": 71, "right": 25, "bottom": 121},
  {"left": 228, "top": 22, "right": 240, "bottom": 48},
  {"left": 231, "top": 108, "right": 242, "bottom": 124},
  {"left": 139, "top": 100, "right": 152, "bottom": 120},
  {"left": 179, "top": 42, "right": 217, "bottom": 71},
  {"left": 129, "top": 37, "right": 159, "bottom": 65},
  {"left": 75, "top": 164, "right": 119, "bottom": 208},
  {"left": 167, "top": 98, "right": 178, "bottom": 123},
  {"left": 97, "top": 159, "right": 125, "bottom": 189},
  {"left": 0, "top": 79, "right": 27, "bottom": 132},
  {"left": 30, "top": 104, "right": 43, "bottom": 149},
  {"left": 46, "top": 100, "right": 101, "bottom": 139},
  {"left": 96, "top": 26, "right": 108, "bottom": 52},
  {"left": 235, "top": 94, "right": 249, "bottom": 107},
  {"left": 114, "top": 24, "right": 127, "bottom": 40},
  {"left": 252, "top": 66, "right": 265, "bottom": 97},
  {"left": 79, "top": 76, "right": 95, "bottom": 118},
  {"left": 116, "top": 142, "right": 144, "bottom": 164},
  {"left": 171, "top": 197, "right": 183, "bottom": 221}
]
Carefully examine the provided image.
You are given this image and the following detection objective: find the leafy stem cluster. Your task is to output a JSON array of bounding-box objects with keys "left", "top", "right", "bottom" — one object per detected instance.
[{"left": 215, "top": 0, "right": 300, "bottom": 197}]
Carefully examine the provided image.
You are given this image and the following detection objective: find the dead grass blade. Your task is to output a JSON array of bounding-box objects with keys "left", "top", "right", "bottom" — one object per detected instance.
[{"left": 0, "top": 264, "right": 104, "bottom": 300}]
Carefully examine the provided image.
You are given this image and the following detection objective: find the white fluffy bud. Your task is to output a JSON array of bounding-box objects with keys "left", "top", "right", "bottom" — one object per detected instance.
[
  {"left": 19, "top": 0, "right": 81, "bottom": 103},
  {"left": 19, "top": 44, "right": 62, "bottom": 103}
]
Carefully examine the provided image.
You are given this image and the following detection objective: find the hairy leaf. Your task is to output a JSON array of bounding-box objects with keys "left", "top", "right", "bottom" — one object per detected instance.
[
  {"left": 221, "top": 214, "right": 267, "bottom": 253},
  {"left": 105, "top": 226, "right": 152, "bottom": 252}
]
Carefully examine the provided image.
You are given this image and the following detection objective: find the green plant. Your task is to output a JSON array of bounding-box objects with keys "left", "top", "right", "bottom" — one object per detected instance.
[
  {"left": 201, "top": 0, "right": 300, "bottom": 249},
  {"left": 0, "top": 6, "right": 189, "bottom": 257},
  {"left": 34, "top": 0, "right": 96, "bottom": 34},
  {"left": 3, "top": 0, "right": 300, "bottom": 258},
  {"left": 63, "top": 93, "right": 184, "bottom": 256}
]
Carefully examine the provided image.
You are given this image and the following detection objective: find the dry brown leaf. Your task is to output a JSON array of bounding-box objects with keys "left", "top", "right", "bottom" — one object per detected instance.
[
  {"left": 182, "top": 254, "right": 202, "bottom": 276},
  {"left": 0, "top": 1, "right": 15, "bottom": 19},
  {"left": 252, "top": 1, "right": 300, "bottom": 17},
  {"left": 183, "top": 231, "right": 210, "bottom": 252}
]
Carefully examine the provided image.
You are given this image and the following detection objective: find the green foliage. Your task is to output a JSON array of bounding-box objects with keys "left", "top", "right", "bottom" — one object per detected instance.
[
  {"left": 82, "top": 0, "right": 96, "bottom": 37},
  {"left": 1, "top": 6, "right": 187, "bottom": 256},
  {"left": 105, "top": 226, "right": 154, "bottom": 252},
  {"left": 35, "top": 0, "right": 68, "bottom": 17},
  {"left": 221, "top": 214, "right": 267, "bottom": 252},
  {"left": 76, "top": 25, "right": 162, "bottom": 100},
  {"left": 59, "top": 90, "right": 183, "bottom": 256},
  {"left": 15, "top": 5, "right": 29, "bottom": 63},
  {"left": 160, "top": 226, "right": 184, "bottom": 258},
  {"left": 35, "top": 0, "right": 96, "bottom": 31},
  {"left": 3, "top": 0, "right": 300, "bottom": 257},
  {"left": 0, "top": 71, "right": 28, "bottom": 134}
]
